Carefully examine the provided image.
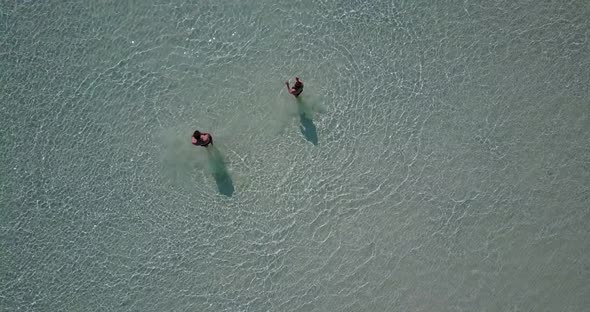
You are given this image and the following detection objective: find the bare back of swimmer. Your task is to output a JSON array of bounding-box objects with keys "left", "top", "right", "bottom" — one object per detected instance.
[
  {"left": 285, "top": 76, "right": 304, "bottom": 97},
  {"left": 191, "top": 130, "right": 213, "bottom": 147}
]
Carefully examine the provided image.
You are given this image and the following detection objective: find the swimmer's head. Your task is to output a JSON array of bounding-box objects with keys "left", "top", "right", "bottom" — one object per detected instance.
[{"left": 193, "top": 130, "right": 202, "bottom": 138}]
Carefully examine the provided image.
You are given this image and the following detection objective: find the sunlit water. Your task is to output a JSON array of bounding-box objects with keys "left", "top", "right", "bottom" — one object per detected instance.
[{"left": 1, "top": 0, "right": 589, "bottom": 311}]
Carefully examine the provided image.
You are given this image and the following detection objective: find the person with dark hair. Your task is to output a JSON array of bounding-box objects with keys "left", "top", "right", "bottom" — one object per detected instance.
[
  {"left": 191, "top": 130, "right": 213, "bottom": 147},
  {"left": 285, "top": 76, "right": 304, "bottom": 97}
]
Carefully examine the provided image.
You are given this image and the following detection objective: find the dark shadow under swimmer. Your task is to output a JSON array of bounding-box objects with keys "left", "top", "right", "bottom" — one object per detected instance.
[
  {"left": 296, "top": 98, "right": 318, "bottom": 145},
  {"left": 207, "top": 145, "right": 234, "bottom": 197},
  {"left": 190, "top": 130, "right": 233, "bottom": 196}
]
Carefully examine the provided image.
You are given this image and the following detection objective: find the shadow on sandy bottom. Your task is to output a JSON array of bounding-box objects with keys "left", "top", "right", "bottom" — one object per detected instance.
[
  {"left": 207, "top": 146, "right": 234, "bottom": 197},
  {"left": 296, "top": 97, "right": 319, "bottom": 145}
]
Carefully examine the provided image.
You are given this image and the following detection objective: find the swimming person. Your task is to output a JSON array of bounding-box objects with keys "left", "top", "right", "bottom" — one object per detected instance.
[
  {"left": 191, "top": 130, "right": 213, "bottom": 147},
  {"left": 285, "top": 76, "right": 304, "bottom": 97}
]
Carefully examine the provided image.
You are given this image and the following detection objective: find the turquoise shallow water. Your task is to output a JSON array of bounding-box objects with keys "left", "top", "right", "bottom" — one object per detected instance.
[{"left": 1, "top": 0, "right": 589, "bottom": 311}]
